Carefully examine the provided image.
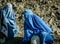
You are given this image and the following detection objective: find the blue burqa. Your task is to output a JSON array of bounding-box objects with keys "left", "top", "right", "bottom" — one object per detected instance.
[
  {"left": 23, "top": 9, "right": 53, "bottom": 44},
  {"left": 0, "top": 3, "right": 19, "bottom": 38}
]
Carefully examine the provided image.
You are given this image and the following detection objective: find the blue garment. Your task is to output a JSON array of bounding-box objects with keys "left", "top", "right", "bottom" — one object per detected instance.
[
  {"left": 23, "top": 9, "right": 53, "bottom": 44},
  {"left": 1, "top": 3, "right": 19, "bottom": 38},
  {"left": 45, "top": 33, "right": 54, "bottom": 44},
  {"left": 0, "top": 10, "right": 8, "bottom": 37}
]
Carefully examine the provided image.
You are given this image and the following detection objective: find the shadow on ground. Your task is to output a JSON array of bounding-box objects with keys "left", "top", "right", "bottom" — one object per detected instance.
[{"left": 3, "top": 37, "right": 30, "bottom": 44}]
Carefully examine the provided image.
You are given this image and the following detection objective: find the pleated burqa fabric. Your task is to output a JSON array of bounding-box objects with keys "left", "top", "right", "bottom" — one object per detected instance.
[
  {"left": 23, "top": 9, "right": 53, "bottom": 44},
  {"left": 0, "top": 3, "right": 19, "bottom": 38}
]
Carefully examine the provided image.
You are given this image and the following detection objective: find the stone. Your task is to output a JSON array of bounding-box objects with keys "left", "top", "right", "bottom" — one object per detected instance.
[
  {"left": 56, "top": 10, "right": 60, "bottom": 20},
  {"left": 51, "top": 5, "right": 58, "bottom": 10},
  {"left": 57, "top": 26, "right": 60, "bottom": 29},
  {"left": 52, "top": 12, "right": 56, "bottom": 17},
  {"left": 40, "top": 0, "right": 47, "bottom": 5},
  {"left": 13, "top": 2, "right": 17, "bottom": 11},
  {"left": 31, "top": 35, "right": 40, "bottom": 44},
  {"left": 49, "top": 18, "right": 53, "bottom": 25},
  {"left": 46, "top": 12, "right": 51, "bottom": 17},
  {"left": 16, "top": 0, "right": 22, "bottom": 2}
]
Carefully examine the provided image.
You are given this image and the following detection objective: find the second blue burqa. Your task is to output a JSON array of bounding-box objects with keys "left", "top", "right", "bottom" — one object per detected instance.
[{"left": 23, "top": 9, "right": 53, "bottom": 44}]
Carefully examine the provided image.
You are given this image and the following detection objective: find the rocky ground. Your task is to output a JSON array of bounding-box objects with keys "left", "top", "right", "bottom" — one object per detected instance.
[{"left": 0, "top": 0, "right": 60, "bottom": 44}]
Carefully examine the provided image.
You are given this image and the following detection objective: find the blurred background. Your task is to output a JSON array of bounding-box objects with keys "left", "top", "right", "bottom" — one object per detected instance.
[{"left": 0, "top": 0, "right": 60, "bottom": 44}]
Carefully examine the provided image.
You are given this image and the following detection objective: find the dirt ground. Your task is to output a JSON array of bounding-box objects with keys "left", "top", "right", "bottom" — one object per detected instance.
[{"left": 0, "top": 0, "right": 60, "bottom": 44}]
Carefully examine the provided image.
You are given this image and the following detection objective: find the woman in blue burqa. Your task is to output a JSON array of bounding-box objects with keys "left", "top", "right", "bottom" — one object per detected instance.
[
  {"left": 23, "top": 9, "right": 54, "bottom": 44},
  {"left": 0, "top": 3, "right": 19, "bottom": 39}
]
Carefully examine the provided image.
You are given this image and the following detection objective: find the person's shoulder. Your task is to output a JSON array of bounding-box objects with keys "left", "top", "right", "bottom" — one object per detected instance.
[
  {"left": 32, "top": 14, "right": 36, "bottom": 17},
  {"left": 32, "top": 14, "right": 39, "bottom": 18}
]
